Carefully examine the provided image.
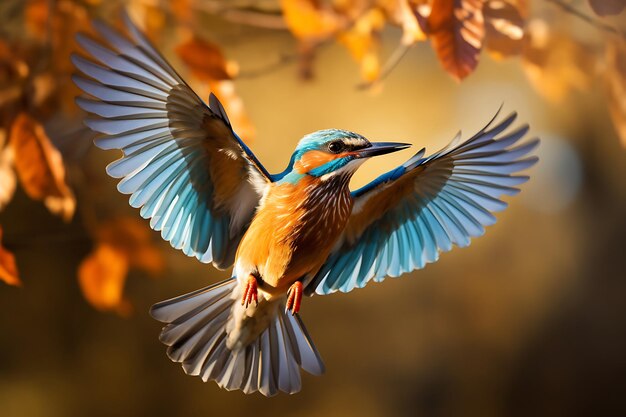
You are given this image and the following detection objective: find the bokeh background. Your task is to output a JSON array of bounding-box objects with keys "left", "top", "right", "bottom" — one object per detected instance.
[{"left": 1, "top": 1, "right": 626, "bottom": 416}]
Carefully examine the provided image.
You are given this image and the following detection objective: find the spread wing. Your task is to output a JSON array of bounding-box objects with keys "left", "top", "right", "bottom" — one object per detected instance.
[
  {"left": 307, "top": 111, "right": 539, "bottom": 295},
  {"left": 72, "top": 14, "right": 271, "bottom": 269}
]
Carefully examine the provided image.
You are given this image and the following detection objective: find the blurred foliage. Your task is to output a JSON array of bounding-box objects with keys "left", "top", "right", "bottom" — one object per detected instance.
[{"left": 0, "top": 0, "right": 625, "bottom": 416}]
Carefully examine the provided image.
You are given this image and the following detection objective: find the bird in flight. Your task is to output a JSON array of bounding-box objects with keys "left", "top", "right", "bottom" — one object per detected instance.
[{"left": 72, "top": 13, "right": 538, "bottom": 397}]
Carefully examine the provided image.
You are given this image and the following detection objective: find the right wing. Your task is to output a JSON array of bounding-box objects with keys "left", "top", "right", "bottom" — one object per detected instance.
[{"left": 307, "top": 110, "right": 538, "bottom": 295}]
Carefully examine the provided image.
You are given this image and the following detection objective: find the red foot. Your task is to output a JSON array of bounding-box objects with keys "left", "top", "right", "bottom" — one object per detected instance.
[
  {"left": 285, "top": 281, "right": 303, "bottom": 315},
  {"left": 242, "top": 275, "right": 258, "bottom": 308}
]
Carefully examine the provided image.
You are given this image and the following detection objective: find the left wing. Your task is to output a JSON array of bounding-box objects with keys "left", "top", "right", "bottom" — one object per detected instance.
[
  {"left": 307, "top": 111, "right": 538, "bottom": 295},
  {"left": 72, "top": 14, "right": 271, "bottom": 269}
]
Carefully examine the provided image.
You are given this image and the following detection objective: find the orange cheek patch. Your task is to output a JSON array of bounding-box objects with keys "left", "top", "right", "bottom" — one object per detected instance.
[{"left": 294, "top": 150, "right": 341, "bottom": 174}]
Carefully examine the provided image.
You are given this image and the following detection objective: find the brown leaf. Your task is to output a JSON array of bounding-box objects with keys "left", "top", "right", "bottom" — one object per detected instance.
[
  {"left": 175, "top": 33, "right": 234, "bottom": 82},
  {"left": 588, "top": 0, "right": 625, "bottom": 16},
  {"left": 484, "top": 0, "right": 525, "bottom": 59},
  {"left": 25, "top": 0, "right": 49, "bottom": 41},
  {"left": 96, "top": 217, "right": 165, "bottom": 276},
  {"left": 522, "top": 20, "right": 595, "bottom": 103},
  {"left": 383, "top": 0, "right": 429, "bottom": 45},
  {"left": 50, "top": 1, "right": 92, "bottom": 116},
  {"left": 338, "top": 8, "right": 386, "bottom": 82},
  {"left": 0, "top": 40, "right": 29, "bottom": 128},
  {"left": 0, "top": 131, "right": 16, "bottom": 211},
  {"left": 427, "top": 0, "right": 486, "bottom": 80},
  {"left": 78, "top": 244, "right": 131, "bottom": 315},
  {"left": 78, "top": 217, "right": 165, "bottom": 315},
  {"left": 0, "top": 226, "right": 20, "bottom": 286},
  {"left": 170, "top": 0, "right": 194, "bottom": 25},
  {"left": 605, "top": 41, "right": 626, "bottom": 147},
  {"left": 132, "top": 1, "right": 168, "bottom": 41},
  {"left": 9, "top": 112, "right": 75, "bottom": 221},
  {"left": 174, "top": 31, "right": 254, "bottom": 139},
  {"left": 281, "top": 0, "right": 344, "bottom": 40}
]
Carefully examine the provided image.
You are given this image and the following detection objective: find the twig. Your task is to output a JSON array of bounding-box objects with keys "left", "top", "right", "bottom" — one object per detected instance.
[
  {"left": 192, "top": 1, "right": 287, "bottom": 30},
  {"left": 546, "top": 0, "right": 626, "bottom": 40},
  {"left": 237, "top": 53, "right": 299, "bottom": 79},
  {"left": 357, "top": 43, "right": 413, "bottom": 90}
]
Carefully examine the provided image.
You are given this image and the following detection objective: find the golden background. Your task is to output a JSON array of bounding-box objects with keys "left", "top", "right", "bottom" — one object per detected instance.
[{"left": 1, "top": 1, "right": 625, "bottom": 416}]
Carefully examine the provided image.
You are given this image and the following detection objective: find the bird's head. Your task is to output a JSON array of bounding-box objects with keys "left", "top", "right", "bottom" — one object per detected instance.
[{"left": 276, "top": 129, "right": 411, "bottom": 183}]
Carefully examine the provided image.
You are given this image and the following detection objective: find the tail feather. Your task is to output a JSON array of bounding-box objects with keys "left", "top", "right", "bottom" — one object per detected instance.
[{"left": 150, "top": 277, "right": 325, "bottom": 396}]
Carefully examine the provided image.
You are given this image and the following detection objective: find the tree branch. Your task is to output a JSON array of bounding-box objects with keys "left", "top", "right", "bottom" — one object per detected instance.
[
  {"left": 546, "top": 0, "right": 626, "bottom": 40},
  {"left": 357, "top": 43, "right": 413, "bottom": 90},
  {"left": 192, "top": 1, "right": 287, "bottom": 30}
]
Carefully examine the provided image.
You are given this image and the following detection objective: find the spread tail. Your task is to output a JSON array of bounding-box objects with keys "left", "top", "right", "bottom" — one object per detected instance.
[{"left": 150, "top": 277, "right": 325, "bottom": 396}]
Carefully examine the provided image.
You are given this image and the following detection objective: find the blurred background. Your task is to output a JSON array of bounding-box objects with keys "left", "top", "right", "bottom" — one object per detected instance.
[{"left": 1, "top": 0, "right": 625, "bottom": 416}]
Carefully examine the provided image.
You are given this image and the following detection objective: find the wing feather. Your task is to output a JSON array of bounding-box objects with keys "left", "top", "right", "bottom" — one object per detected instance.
[
  {"left": 308, "top": 111, "right": 538, "bottom": 295},
  {"left": 73, "top": 14, "right": 270, "bottom": 268}
]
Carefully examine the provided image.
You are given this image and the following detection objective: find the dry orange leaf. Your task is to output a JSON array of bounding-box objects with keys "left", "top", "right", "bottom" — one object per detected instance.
[
  {"left": 127, "top": 0, "right": 167, "bottom": 45},
  {"left": 338, "top": 8, "right": 386, "bottom": 82},
  {"left": 9, "top": 112, "right": 75, "bottom": 221},
  {"left": 281, "top": 0, "right": 344, "bottom": 40},
  {"left": 78, "top": 217, "right": 165, "bottom": 315},
  {"left": 588, "top": 0, "right": 625, "bottom": 16},
  {"left": 78, "top": 244, "right": 131, "bottom": 315},
  {"left": 522, "top": 20, "right": 594, "bottom": 103},
  {"left": 0, "top": 131, "right": 16, "bottom": 211},
  {"left": 484, "top": 0, "right": 525, "bottom": 59},
  {"left": 25, "top": 0, "right": 49, "bottom": 41},
  {"left": 0, "top": 226, "right": 20, "bottom": 286},
  {"left": 96, "top": 217, "right": 165, "bottom": 276},
  {"left": 378, "top": 0, "right": 430, "bottom": 45},
  {"left": 55, "top": 1, "right": 92, "bottom": 116},
  {"left": 174, "top": 32, "right": 254, "bottom": 140},
  {"left": 427, "top": 0, "right": 486, "bottom": 81},
  {"left": 175, "top": 33, "right": 234, "bottom": 82},
  {"left": 605, "top": 41, "right": 626, "bottom": 147}
]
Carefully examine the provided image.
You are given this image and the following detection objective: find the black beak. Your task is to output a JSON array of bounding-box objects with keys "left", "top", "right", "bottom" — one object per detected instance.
[{"left": 355, "top": 142, "right": 412, "bottom": 158}]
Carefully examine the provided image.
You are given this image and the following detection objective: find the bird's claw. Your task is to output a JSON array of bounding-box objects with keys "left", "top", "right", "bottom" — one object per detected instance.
[
  {"left": 285, "top": 281, "right": 303, "bottom": 315},
  {"left": 242, "top": 275, "right": 258, "bottom": 308}
]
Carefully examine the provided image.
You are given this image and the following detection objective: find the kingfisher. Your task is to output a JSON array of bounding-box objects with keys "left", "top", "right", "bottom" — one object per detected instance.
[{"left": 72, "top": 14, "right": 538, "bottom": 396}]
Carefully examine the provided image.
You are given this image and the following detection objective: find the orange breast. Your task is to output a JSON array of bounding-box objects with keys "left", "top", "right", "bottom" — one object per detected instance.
[{"left": 236, "top": 175, "right": 353, "bottom": 295}]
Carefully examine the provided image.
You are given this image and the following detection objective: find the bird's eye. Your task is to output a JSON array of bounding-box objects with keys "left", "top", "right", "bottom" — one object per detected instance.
[{"left": 328, "top": 141, "right": 345, "bottom": 154}]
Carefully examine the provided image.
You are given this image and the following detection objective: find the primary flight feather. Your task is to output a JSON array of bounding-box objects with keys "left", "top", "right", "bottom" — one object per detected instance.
[{"left": 72, "top": 13, "right": 538, "bottom": 396}]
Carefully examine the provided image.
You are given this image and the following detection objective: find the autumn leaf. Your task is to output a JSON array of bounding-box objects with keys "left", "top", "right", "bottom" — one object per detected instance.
[
  {"left": 95, "top": 217, "right": 165, "bottom": 275},
  {"left": 588, "top": 0, "right": 625, "bottom": 16},
  {"left": 281, "top": 0, "right": 344, "bottom": 40},
  {"left": 24, "top": 0, "right": 93, "bottom": 116},
  {"left": 0, "top": 40, "right": 29, "bottom": 128},
  {"left": 78, "top": 217, "right": 165, "bottom": 315},
  {"left": 426, "top": 0, "right": 486, "bottom": 80},
  {"left": 338, "top": 8, "right": 386, "bottom": 82},
  {"left": 9, "top": 112, "right": 76, "bottom": 221},
  {"left": 0, "top": 226, "right": 20, "bottom": 286},
  {"left": 175, "top": 32, "right": 255, "bottom": 140},
  {"left": 605, "top": 41, "right": 626, "bottom": 147},
  {"left": 126, "top": 0, "right": 167, "bottom": 44},
  {"left": 175, "top": 32, "right": 236, "bottom": 82},
  {"left": 78, "top": 244, "right": 131, "bottom": 315},
  {"left": 24, "top": 0, "right": 49, "bottom": 41},
  {"left": 484, "top": 0, "right": 525, "bottom": 59},
  {"left": 379, "top": 0, "right": 429, "bottom": 45},
  {"left": 522, "top": 20, "right": 595, "bottom": 103},
  {"left": 0, "top": 131, "right": 16, "bottom": 211}
]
